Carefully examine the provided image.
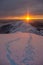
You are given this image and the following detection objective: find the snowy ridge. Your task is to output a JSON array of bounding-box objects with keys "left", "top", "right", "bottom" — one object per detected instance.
[{"left": 0, "top": 21, "right": 43, "bottom": 36}]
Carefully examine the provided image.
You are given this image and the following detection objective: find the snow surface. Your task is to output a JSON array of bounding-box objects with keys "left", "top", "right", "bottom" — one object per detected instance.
[{"left": 0, "top": 32, "right": 43, "bottom": 65}]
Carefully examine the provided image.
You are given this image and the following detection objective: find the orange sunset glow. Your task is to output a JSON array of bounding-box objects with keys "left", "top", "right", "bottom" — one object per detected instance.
[{"left": 0, "top": 14, "right": 43, "bottom": 22}]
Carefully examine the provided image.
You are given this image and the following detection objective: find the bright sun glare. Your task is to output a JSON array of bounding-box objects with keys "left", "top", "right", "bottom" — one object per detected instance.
[
  {"left": 26, "top": 16, "right": 29, "bottom": 21},
  {"left": 24, "top": 15, "right": 30, "bottom": 22},
  {"left": 24, "top": 13, "right": 30, "bottom": 22}
]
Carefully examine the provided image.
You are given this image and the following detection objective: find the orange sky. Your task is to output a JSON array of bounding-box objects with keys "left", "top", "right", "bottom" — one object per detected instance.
[{"left": 0, "top": 15, "right": 43, "bottom": 21}]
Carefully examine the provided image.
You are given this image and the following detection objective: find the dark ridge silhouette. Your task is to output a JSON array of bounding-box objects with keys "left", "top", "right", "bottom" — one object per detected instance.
[
  {"left": 0, "top": 24, "right": 11, "bottom": 33},
  {"left": 29, "top": 20, "right": 43, "bottom": 29}
]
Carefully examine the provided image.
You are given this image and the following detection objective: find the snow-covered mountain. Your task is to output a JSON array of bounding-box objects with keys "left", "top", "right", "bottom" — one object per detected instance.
[
  {"left": 0, "top": 21, "right": 43, "bottom": 65},
  {"left": 0, "top": 21, "right": 43, "bottom": 36}
]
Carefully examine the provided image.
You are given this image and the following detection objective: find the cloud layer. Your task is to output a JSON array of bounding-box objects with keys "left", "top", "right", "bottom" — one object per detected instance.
[{"left": 0, "top": 0, "right": 43, "bottom": 16}]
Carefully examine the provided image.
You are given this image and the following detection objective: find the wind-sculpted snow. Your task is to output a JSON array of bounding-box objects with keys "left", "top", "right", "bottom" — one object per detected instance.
[
  {"left": 6, "top": 38, "right": 20, "bottom": 65},
  {"left": 5, "top": 33, "right": 37, "bottom": 65},
  {"left": 0, "top": 21, "right": 43, "bottom": 36},
  {"left": 0, "top": 32, "right": 43, "bottom": 65}
]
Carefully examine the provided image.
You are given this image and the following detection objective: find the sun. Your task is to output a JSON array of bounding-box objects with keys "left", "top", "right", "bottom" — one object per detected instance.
[
  {"left": 26, "top": 16, "right": 29, "bottom": 21},
  {"left": 24, "top": 15, "right": 30, "bottom": 23}
]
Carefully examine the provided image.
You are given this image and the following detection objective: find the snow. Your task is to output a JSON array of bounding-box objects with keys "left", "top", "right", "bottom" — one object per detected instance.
[
  {"left": 0, "top": 21, "right": 43, "bottom": 36},
  {"left": 0, "top": 32, "right": 43, "bottom": 65}
]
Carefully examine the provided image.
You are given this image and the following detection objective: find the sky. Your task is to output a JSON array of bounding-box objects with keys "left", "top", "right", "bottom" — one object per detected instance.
[{"left": 0, "top": 0, "right": 43, "bottom": 17}]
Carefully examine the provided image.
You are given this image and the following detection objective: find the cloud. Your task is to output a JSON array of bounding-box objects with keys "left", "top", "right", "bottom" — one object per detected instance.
[{"left": 0, "top": 0, "right": 43, "bottom": 16}]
